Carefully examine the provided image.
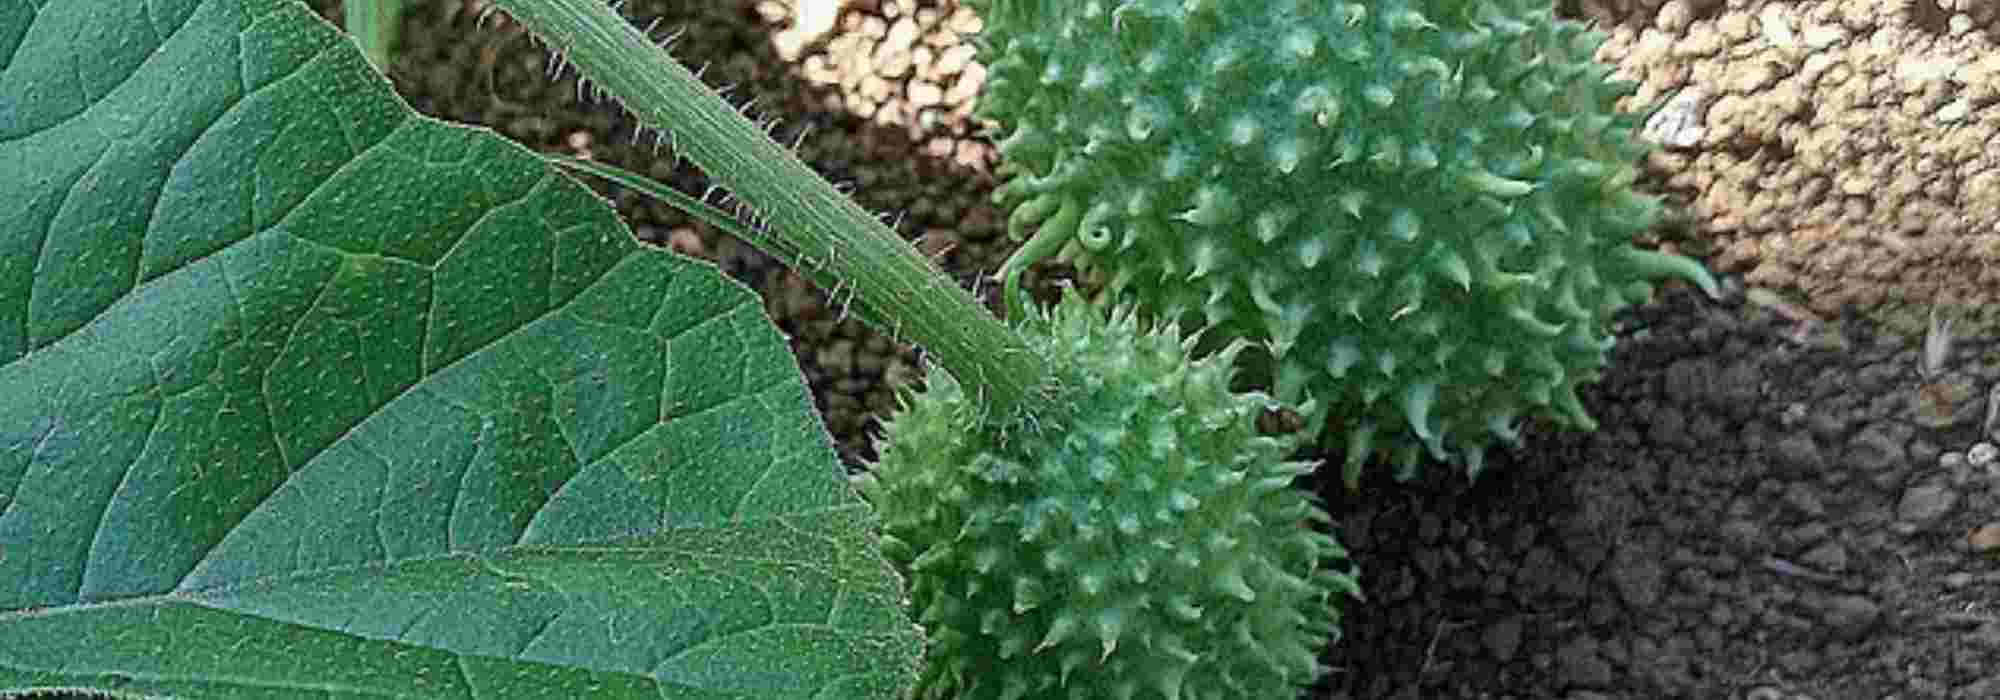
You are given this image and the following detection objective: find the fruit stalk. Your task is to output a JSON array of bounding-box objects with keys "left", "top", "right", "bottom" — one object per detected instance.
[{"left": 488, "top": 0, "right": 1053, "bottom": 423}]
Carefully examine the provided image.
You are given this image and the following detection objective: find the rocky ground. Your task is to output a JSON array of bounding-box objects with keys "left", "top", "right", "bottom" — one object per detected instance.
[
  {"left": 1317, "top": 280, "right": 2000, "bottom": 699},
  {"left": 1578, "top": 0, "right": 2000, "bottom": 338},
  {"left": 315, "top": 0, "right": 2000, "bottom": 697}
]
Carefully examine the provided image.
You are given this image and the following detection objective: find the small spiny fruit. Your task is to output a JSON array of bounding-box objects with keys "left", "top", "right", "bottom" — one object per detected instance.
[
  {"left": 970, "top": 0, "right": 1720, "bottom": 486},
  {"left": 859, "top": 293, "right": 1360, "bottom": 700}
]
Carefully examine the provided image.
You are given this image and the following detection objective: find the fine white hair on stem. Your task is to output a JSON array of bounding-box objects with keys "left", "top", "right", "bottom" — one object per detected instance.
[
  {"left": 831, "top": 281, "right": 856, "bottom": 323},
  {"left": 659, "top": 26, "right": 687, "bottom": 48},
  {"left": 923, "top": 241, "right": 956, "bottom": 267}
]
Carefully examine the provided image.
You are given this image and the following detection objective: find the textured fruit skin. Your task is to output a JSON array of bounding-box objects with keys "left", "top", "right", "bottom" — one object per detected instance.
[
  {"left": 970, "top": 0, "right": 1719, "bottom": 485},
  {"left": 859, "top": 294, "right": 1360, "bottom": 700}
]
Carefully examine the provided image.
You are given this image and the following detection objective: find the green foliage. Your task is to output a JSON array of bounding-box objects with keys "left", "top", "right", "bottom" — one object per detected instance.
[
  {"left": 975, "top": 0, "right": 1719, "bottom": 485},
  {"left": 860, "top": 294, "right": 1361, "bottom": 700},
  {"left": 0, "top": 2, "right": 919, "bottom": 697}
]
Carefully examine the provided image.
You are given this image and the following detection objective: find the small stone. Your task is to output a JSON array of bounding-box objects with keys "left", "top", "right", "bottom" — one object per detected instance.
[
  {"left": 1783, "top": 522, "right": 1831, "bottom": 550},
  {"left": 1781, "top": 482, "right": 1826, "bottom": 516},
  {"left": 1484, "top": 617, "right": 1523, "bottom": 663},
  {"left": 1716, "top": 10, "right": 1755, "bottom": 41},
  {"left": 1758, "top": 4, "right": 1795, "bottom": 47},
  {"left": 1897, "top": 483, "right": 1958, "bottom": 528},
  {"left": 1969, "top": 523, "right": 2000, "bottom": 552},
  {"left": 1911, "top": 438, "right": 1942, "bottom": 467},
  {"left": 1674, "top": 25, "right": 1725, "bottom": 57},
  {"left": 946, "top": 6, "right": 982, "bottom": 35},
  {"left": 817, "top": 340, "right": 857, "bottom": 376},
  {"left": 667, "top": 227, "right": 706, "bottom": 258},
  {"left": 1846, "top": 423, "right": 1910, "bottom": 472},
  {"left": 1799, "top": 541, "right": 1848, "bottom": 572},
  {"left": 1777, "top": 649, "right": 1819, "bottom": 675},
  {"left": 1959, "top": 676, "right": 2000, "bottom": 699},
  {"left": 857, "top": 14, "right": 888, "bottom": 39},
  {"left": 1972, "top": 621, "right": 2000, "bottom": 647},
  {"left": 907, "top": 80, "right": 943, "bottom": 107},
  {"left": 1770, "top": 434, "right": 1822, "bottom": 475},
  {"left": 1729, "top": 60, "right": 1779, "bottom": 93},
  {"left": 1950, "top": 13, "right": 1974, "bottom": 36},
  {"left": 1719, "top": 519, "right": 1768, "bottom": 556},
  {"left": 945, "top": 63, "right": 986, "bottom": 105},
  {"left": 1556, "top": 637, "right": 1613, "bottom": 688},
  {"left": 1801, "top": 24, "right": 1846, "bottom": 49},
  {"left": 1818, "top": 595, "right": 1882, "bottom": 640},
  {"left": 1933, "top": 97, "right": 1971, "bottom": 124},
  {"left": 1745, "top": 687, "right": 1787, "bottom": 700},
  {"left": 881, "top": 17, "right": 917, "bottom": 52},
  {"left": 1656, "top": 0, "right": 1693, "bottom": 32},
  {"left": 1970, "top": 443, "right": 1998, "bottom": 467},
  {"left": 1780, "top": 402, "right": 1808, "bottom": 427},
  {"left": 872, "top": 47, "right": 914, "bottom": 79},
  {"left": 934, "top": 43, "right": 977, "bottom": 76}
]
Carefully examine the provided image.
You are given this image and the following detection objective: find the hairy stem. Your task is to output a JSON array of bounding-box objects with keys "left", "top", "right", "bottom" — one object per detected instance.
[
  {"left": 490, "top": 0, "right": 1053, "bottom": 421},
  {"left": 345, "top": 0, "right": 403, "bottom": 70}
]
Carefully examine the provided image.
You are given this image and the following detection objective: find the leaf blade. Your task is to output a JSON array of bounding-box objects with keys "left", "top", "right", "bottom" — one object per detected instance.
[{"left": 0, "top": 2, "right": 919, "bottom": 697}]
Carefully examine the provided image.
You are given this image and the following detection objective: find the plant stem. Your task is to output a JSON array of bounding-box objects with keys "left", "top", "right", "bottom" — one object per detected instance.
[
  {"left": 345, "top": 0, "right": 402, "bottom": 70},
  {"left": 545, "top": 153, "right": 881, "bottom": 333},
  {"left": 488, "top": 0, "right": 1053, "bottom": 422}
]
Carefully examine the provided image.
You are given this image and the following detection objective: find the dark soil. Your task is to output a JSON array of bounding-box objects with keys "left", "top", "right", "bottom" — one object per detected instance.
[
  {"left": 312, "top": 1, "right": 2000, "bottom": 698},
  {"left": 1317, "top": 281, "right": 2000, "bottom": 699}
]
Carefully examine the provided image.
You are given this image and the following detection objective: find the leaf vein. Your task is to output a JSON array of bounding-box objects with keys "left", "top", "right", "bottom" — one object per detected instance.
[{"left": 76, "top": 356, "right": 169, "bottom": 601}]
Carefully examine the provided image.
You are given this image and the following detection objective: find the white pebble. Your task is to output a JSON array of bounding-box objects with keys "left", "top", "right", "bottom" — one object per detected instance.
[
  {"left": 1940, "top": 451, "right": 1968, "bottom": 470},
  {"left": 1968, "top": 442, "right": 1998, "bottom": 467}
]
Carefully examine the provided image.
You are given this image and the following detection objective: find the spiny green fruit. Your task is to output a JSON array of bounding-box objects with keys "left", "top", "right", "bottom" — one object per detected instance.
[
  {"left": 858, "top": 294, "right": 1360, "bottom": 700},
  {"left": 970, "top": 0, "right": 1719, "bottom": 486}
]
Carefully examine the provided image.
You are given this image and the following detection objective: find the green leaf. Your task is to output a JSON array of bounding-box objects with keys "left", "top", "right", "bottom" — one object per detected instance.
[{"left": 0, "top": 2, "right": 921, "bottom": 698}]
